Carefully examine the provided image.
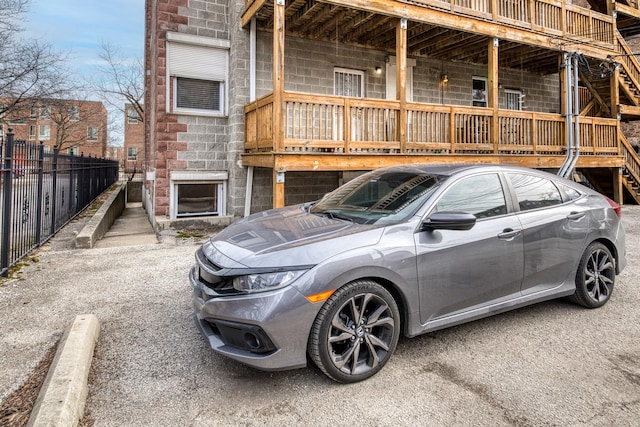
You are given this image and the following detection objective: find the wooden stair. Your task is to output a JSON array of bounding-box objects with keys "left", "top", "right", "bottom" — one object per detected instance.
[
  {"left": 578, "top": 31, "right": 640, "bottom": 119},
  {"left": 620, "top": 134, "right": 640, "bottom": 204},
  {"left": 580, "top": 134, "right": 640, "bottom": 204}
]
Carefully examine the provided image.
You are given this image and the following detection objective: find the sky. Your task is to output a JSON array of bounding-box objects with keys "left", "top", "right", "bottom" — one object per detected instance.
[
  {"left": 23, "top": 0, "right": 145, "bottom": 77},
  {"left": 20, "top": 0, "right": 145, "bottom": 145}
]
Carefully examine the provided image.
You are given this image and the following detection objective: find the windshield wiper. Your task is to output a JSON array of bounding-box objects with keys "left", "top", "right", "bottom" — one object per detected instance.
[{"left": 313, "top": 210, "right": 353, "bottom": 222}]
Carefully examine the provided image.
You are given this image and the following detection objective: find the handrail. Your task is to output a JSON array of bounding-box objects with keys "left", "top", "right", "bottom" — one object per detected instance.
[
  {"left": 620, "top": 132, "right": 640, "bottom": 185},
  {"left": 400, "top": 0, "right": 614, "bottom": 46},
  {"left": 245, "top": 91, "right": 620, "bottom": 157},
  {"left": 614, "top": 31, "right": 640, "bottom": 98}
]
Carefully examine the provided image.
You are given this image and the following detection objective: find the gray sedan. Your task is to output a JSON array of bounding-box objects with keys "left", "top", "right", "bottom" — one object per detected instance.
[{"left": 190, "top": 164, "right": 626, "bottom": 383}]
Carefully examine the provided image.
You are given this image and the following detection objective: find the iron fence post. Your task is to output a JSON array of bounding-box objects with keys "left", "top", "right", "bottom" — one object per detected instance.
[
  {"left": 50, "top": 148, "right": 58, "bottom": 235},
  {"left": 1, "top": 130, "right": 14, "bottom": 276},
  {"left": 35, "top": 142, "right": 44, "bottom": 245}
]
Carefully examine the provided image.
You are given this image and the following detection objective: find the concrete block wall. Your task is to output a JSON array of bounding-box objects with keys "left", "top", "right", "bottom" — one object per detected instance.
[
  {"left": 250, "top": 170, "right": 340, "bottom": 214},
  {"left": 256, "top": 33, "right": 560, "bottom": 113},
  {"left": 284, "top": 172, "right": 340, "bottom": 205}
]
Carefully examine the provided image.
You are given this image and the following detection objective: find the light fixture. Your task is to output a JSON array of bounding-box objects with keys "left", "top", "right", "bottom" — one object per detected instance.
[
  {"left": 375, "top": 66, "right": 382, "bottom": 75},
  {"left": 441, "top": 74, "right": 448, "bottom": 84}
]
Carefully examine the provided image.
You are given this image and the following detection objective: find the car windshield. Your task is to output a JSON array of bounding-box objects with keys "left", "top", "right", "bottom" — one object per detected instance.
[{"left": 310, "top": 170, "right": 444, "bottom": 225}]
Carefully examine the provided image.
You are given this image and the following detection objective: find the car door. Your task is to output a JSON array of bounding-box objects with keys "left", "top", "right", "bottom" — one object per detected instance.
[
  {"left": 415, "top": 173, "right": 525, "bottom": 325},
  {"left": 506, "top": 173, "right": 590, "bottom": 295}
]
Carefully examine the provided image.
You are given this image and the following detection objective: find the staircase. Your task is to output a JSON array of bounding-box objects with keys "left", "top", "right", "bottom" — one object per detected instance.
[
  {"left": 575, "top": 31, "right": 640, "bottom": 203},
  {"left": 578, "top": 32, "right": 640, "bottom": 119},
  {"left": 620, "top": 134, "right": 640, "bottom": 204}
]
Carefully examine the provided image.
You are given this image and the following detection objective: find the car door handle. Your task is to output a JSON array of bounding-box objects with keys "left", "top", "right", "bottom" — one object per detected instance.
[
  {"left": 498, "top": 228, "right": 521, "bottom": 240},
  {"left": 567, "top": 212, "right": 585, "bottom": 221}
]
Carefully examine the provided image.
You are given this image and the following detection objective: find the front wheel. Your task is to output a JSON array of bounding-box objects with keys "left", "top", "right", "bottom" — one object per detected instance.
[
  {"left": 571, "top": 242, "right": 616, "bottom": 308},
  {"left": 308, "top": 280, "right": 400, "bottom": 383}
]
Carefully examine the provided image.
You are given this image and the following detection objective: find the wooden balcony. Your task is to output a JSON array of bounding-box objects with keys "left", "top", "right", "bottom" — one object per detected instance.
[
  {"left": 242, "top": 91, "right": 623, "bottom": 171},
  {"left": 243, "top": 0, "right": 617, "bottom": 67}
]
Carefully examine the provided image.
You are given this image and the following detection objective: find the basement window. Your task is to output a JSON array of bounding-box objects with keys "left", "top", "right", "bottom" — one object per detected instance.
[{"left": 170, "top": 171, "right": 228, "bottom": 219}]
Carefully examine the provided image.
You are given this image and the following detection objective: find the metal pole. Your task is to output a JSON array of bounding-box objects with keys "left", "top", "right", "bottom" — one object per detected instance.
[
  {"left": 566, "top": 54, "right": 581, "bottom": 178},
  {"left": 559, "top": 52, "right": 574, "bottom": 177},
  {"left": 35, "top": 142, "right": 44, "bottom": 245},
  {"left": 50, "top": 148, "right": 58, "bottom": 235},
  {"left": 1, "top": 130, "right": 15, "bottom": 276}
]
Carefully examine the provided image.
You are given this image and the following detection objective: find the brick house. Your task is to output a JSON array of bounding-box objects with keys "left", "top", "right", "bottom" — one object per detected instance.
[
  {"left": 144, "top": 0, "right": 640, "bottom": 227},
  {"left": 124, "top": 103, "right": 145, "bottom": 166},
  {"left": 1, "top": 99, "right": 108, "bottom": 158}
]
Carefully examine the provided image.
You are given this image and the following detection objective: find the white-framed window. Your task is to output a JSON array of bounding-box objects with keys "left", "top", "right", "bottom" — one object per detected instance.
[
  {"left": 39, "top": 105, "right": 50, "bottom": 120},
  {"left": 127, "top": 147, "right": 138, "bottom": 160},
  {"left": 87, "top": 126, "right": 98, "bottom": 141},
  {"left": 127, "top": 108, "right": 139, "bottom": 124},
  {"left": 69, "top": 106, "right": 80, "bottom": 121},
  {"left": 334, "top": 67, "right": 365, "bottom": 97},
  {"left": 505, "top": 89, "right": 523, "bottom": 110},
  {"left": 170, "top": 171, "right": 228, "bottom": 219},
  {"left": 68, "top": 147, "right": 78, "bottom": 155},
  {"left": 167, "top": 33, "right": 229, "bottom": 116},
  {"left": 39, "top": 125, "right": 51, "bottom": 140},
  {"left": 472, "top": 76, "right": 488, "bottom": 107},
  {"left": 43, "top": 145, "right": 50, "bottom": 154},
  {"left": 30, "top": 105, "right": 38, "bottom": 118},
  {"left": 29, "top": 125, "right": 36, "bottom": 140}
]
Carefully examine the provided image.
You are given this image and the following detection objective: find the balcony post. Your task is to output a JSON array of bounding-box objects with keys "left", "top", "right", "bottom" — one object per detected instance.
[
  {"left": 272, "top": 0, "right": 285, "bottom": 154},
  {"left": 396, "top": 18, "right": 408, "bottom": 153},
  {"left": 488, "top": 37, "right": 499, "bottom": 153},
  {"left": 272, "top": 0, "right": 285, "bottom": 208},
  {"left": 610, "top": 63, "right": 620, "bottom": 119}
]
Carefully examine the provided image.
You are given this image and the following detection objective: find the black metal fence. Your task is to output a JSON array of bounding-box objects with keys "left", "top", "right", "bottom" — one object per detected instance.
[{"left": 0, "top": 130, "right": 119, "bottom": 276}]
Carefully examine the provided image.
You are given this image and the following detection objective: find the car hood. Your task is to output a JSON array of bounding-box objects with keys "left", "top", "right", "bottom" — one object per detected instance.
[{"left": 204, "top": 205, "right": 385, "bottom": 268}]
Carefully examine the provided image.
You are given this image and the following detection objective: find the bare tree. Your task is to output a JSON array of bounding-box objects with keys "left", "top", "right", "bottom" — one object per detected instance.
[
  {"left": 44, "top": 97, "right": 108, "bottom": 155},
  {"left": 93, "top": 41, "right": 144, "bottom": 122},
  {"left": 0, "top": 0, "right": 28, "bottom": 37},
  {"left": 0, "top": 0, "right": 74, "bottom": 118}
]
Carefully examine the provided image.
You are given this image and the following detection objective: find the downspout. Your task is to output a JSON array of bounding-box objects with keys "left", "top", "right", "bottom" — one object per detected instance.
[
  {"left": 559, "top": 52, "right": 574, "bottom": 177},
  {"left": 245, "top": 17, "right": 256, "bottom": 217},
  {"left": 566, "top": 54, "right": 581, "bottom": 178}
]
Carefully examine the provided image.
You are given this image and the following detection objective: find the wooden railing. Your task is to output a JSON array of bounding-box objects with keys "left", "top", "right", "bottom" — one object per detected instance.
[
  {"left": 245, "top": 92, "right": 620, "bottom": 157},
  {"left": 621, "top": 133, "right": 640, "bottom": 185},
  {"left": 615, "top": 31, "right": 640, "bottom": 98},
  {"left": 244, "top": 0, "right": 614, "bottom": 49},
  {"left": 402, "top": 0, "right": 614, "bottom": 46}
]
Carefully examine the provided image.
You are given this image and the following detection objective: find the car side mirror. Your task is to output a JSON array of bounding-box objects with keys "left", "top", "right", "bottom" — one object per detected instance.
[{"left": 421, "top": 211, "right": 476, "bottom": 231}]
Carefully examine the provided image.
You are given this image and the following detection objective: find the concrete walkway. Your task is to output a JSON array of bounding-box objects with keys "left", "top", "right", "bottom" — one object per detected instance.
[
  {"left": 93, "top": 202, "right": 157, "bottom": 248},
  {"left": 22, "top": 200, "right": 159, "bottom": 426}
]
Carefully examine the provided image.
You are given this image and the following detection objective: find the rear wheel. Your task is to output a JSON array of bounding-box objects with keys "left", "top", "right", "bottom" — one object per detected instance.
[
  {"left": 571, "top": 242, "right": 615, "bottom": 308},
  {"left": 308, "top": 280, "right": 400, "bottom": 383}
]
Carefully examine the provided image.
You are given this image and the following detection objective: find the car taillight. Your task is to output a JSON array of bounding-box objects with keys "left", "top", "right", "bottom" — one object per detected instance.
[{"left": 605, "top": 196, "right": 622, "bottom": 218}]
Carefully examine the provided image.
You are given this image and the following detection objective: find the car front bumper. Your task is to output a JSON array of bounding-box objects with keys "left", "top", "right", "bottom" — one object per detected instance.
[{"left": 190, "top": 266, "right": 319, "bottom": 371}]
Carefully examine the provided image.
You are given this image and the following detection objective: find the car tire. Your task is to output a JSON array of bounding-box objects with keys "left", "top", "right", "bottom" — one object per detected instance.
[
  {"left": 571, "top": 242, "right": 615, "bottom": 308},
  {"left": 308, "top": 279, "right": 400, "bottom": 383}
]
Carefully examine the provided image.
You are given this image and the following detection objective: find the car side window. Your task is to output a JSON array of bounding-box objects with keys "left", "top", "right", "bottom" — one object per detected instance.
[
  {"left": 508, "top": 173, "right": 562, "bottom": 211},
  {"left": 435, "top": 174, "right": 507, "bottom": 219},
  {"left": 558, "top": 183, "right": 582, "bottom": 202}
]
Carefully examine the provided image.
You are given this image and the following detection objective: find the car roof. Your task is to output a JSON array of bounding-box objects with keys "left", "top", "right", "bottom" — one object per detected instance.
[{"left": 374, "top": 163, "right": 516, "bottom": 176}]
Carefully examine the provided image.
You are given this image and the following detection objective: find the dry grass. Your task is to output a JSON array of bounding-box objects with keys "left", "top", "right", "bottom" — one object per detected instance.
[{"left": 0, "top": 342, "right": 58, "bottom": 427}]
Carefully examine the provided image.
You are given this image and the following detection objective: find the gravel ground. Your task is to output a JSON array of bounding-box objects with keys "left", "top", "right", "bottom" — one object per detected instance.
[{"left": 1, "top": 207, "right": 639, "bottom": 426}]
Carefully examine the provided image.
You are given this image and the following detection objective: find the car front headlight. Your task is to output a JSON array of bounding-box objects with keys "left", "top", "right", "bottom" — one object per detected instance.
[{"left": 233, "top": 270, "right": 306, "bottom": 293}]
